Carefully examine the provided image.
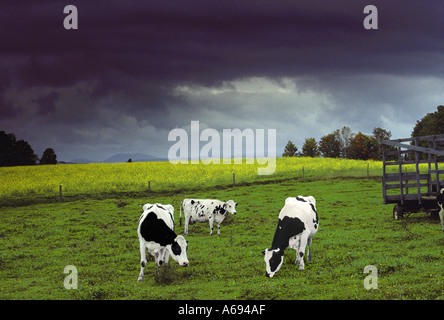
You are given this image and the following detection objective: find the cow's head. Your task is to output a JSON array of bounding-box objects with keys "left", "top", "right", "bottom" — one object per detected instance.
[
  {"left": 225, "top": 200, "right": 238, "bottom": 215},
  {"left": 166, "top": 235, "right": 189, "bottom": 267},
  {"left": 262, "top": 248, "right": 284, "bottom": 278}
]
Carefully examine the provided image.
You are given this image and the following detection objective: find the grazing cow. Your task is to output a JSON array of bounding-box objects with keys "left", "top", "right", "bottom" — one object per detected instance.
[
  {"left": 263, "top": 196, "right": 319, "bottom": 278},
  {"left": 137, "top": 203, "right": 189, "bottom": 281},
  {"left": 180, "top": 199, "right": 238, "bottom": 235},
  {"left": 437, "top": 188, "right": 444, "bottom": 233}
]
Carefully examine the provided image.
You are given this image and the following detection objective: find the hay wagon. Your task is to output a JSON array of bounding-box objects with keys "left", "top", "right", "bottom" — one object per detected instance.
[{"left": 381, "top": 134, "right": 444, "bottom": 219}]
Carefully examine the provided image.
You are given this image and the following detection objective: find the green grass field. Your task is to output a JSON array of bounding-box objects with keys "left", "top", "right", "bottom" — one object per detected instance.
[{"left": 1, "top": 169, "right": 443, "bottom": 300}]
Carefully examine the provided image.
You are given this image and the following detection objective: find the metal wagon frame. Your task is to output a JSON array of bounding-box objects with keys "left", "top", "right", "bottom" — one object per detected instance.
[{"left": 381, "top": 134, "right": 444, "bottom": 219}]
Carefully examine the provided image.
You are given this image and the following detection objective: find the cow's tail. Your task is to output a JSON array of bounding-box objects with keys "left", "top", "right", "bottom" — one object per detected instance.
[{"left": 180, "top": 200, "right": 183, "bottom": 226}]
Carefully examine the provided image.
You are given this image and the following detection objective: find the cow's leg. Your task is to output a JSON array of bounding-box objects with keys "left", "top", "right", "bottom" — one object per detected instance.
[
  {"left": 307, "top": 236, "right": 313, "bottom": 262},
  {"left": 156, "top": 249, "right": 165, "bottom": 266},
  {"left": 161, "top": 247, "right": 170, "bottom": 265},
  {"left": 290, "top": 236, "right": 301, "bottom": 266},
  {"left": 297, "top": 231, "right": 309, "bottom": 270},
  {"left": 184, "top": 213, "right": 190, "bottom": 235},
  {"left": 154, "top": 251, "right": 161, "bottom": 265},
  {"left": 439, "top": 208, "right": 444, "bottom": 233},
  {"left": 138, "top": 242, "right": 147, "bottom": 281},
  {"left": 289, "top": 235, "right": 304, "bottom": 266},
  {"left": 209, "top": 215, "right": 214, "bottom": 235},
  {"left": 217, "top": 222, "right": 221, "bottom": 236}
]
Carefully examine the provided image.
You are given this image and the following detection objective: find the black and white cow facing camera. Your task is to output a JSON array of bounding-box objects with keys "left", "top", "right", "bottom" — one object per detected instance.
[
  {"left": 263, "top": 196, "right": 319, "bottom": 278},
  {"left": 137, "top": 203, "right": 189, "bottom": 281}
]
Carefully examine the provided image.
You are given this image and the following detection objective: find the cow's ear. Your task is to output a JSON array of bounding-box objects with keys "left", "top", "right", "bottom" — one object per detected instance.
[
  {"left": 235, "top": 202, "right": 238, "bottom": 206},
  {"left": 261, "top": 249, "right": 266, "bottom": 255}
]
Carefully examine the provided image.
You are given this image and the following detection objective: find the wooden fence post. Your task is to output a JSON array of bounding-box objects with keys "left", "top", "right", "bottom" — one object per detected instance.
[
  {"left": 367, "top": 163, "right": 369, "bottom": 178},
  {"left": 302, "top": 166, "right": 305, "bottom": 182},
  {"left": 59, "top": 185, "right": 62, "bottom": 202},
  {"left": 233, "top": 173, "right": 235, "bottom": 187}
]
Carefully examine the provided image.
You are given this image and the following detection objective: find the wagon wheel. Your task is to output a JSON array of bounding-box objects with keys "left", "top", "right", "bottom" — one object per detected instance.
[{"left": 393, "top": 204, "right": 404, "bottom": 220}]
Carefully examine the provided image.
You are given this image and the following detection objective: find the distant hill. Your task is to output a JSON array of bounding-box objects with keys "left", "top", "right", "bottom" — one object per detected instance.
[
  {"left": 68, "top": 153, "right": 167, "bottom": 164},
  {"left": 103, "top": 153, "right": 168, "bottom": 163},
  {"left": 69, "top": 158, "right": 95, "bottom": 164}
]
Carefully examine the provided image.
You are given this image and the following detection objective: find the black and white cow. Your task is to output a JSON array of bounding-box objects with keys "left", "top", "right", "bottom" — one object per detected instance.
[
  {"left": 263, "top": 196, "right": 319, "bottom": 278},
  {"left": 180, "top": 199, "right": 238, "bottom": 235},
  {"left": 437, "top": 188, "right": 444, "bottom": 233},
  {"left": 137, "top": 203, "right": 189, "bottom": 281}
]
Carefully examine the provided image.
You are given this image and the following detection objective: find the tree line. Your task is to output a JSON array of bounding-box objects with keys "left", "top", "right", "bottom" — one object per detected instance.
[
  {"left": 0, "top": 131, "right": 57, "bottom": 167},
  {"left": 283, "top": 105, "right": 444, "bottom": 161},
  {"left": 283, "top": 126, "right": 391, "bottom": 161}
]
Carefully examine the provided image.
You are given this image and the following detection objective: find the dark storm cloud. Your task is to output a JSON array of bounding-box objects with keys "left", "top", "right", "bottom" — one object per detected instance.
[
  {"left": 1, "top": 0, "right": 444, "bottom": 161},
  {"left": 6, "top": 0, "right": 443, "bottom": 86}
]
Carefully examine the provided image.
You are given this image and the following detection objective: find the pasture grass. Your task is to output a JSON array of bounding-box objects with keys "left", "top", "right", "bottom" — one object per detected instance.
[{"left": 1, "top": 178, "right": 443, "bottom": 300}]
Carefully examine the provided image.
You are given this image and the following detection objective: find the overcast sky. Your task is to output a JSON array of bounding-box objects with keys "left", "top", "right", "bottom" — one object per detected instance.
[{"left": 1, "top": 0, "right": 444, "bottom": 162}]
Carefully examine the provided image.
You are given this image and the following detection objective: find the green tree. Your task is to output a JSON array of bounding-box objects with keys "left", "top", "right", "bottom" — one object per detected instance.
[
  {"left": 282, "top": 140, "right": 298, "bottom": 157},
  {"left": 40, "top": 148, "right": 57, "bottom": 165},
  {"left": 334, "top": 126, "right": 353, "bottom": 158},
  {"left": 0, "top": 131, "right": 37, "bottom": 166},
  {"left": 16, "top": 140, "right": 38, "bottom": 165},
  {"left": 302, "top": 138, "right": 320, "bottom": 157},
  {"left": 319, "top": 133, "right": 341, "bottom": 158},
  {"left": 0, "top": 131, "right": 16, "bottom": 166},
  {"left": 411, "top": 106, "right": 444, "bottom": 159},
  {"left": 373, "top": 127, "right": 391, "bottom": 143},
  {"left": 412, "top": 105, "right": 444, "bottom": 137},
  {"left": 372, "top": 127, "right": 392, "bottom": 160}
]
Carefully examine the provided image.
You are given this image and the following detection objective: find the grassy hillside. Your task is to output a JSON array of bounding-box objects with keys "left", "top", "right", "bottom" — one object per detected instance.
[{"left": 1, "top": 178, "right": 442, "bottom": 300}]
